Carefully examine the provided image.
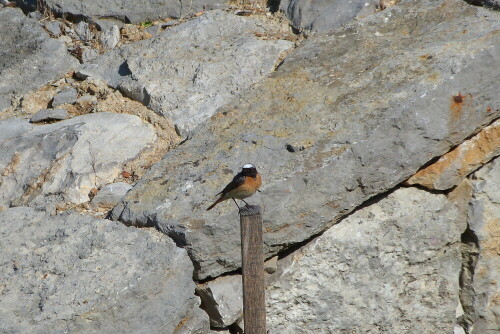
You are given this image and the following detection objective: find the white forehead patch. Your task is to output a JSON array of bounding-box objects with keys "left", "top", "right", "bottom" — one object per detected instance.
[{"left": 242, "top": 163, "right": 255, "bottom": 169}]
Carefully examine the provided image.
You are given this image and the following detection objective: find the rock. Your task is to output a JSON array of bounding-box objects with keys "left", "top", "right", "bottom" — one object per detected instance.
[
  {"left": 44, "top": 21, "right": 61, "bottom": 36},
  {"left": 111, "top": 0, "right": 500, "bottom": 280},
  {"left": 77, "top": 10, "right": 294, "bottom": 135},
  {"left": 466, "top": 0, "right": 500, "bottom": 10},
  {"left": 30, "top": 108, "right": 69, "bottom": 123},
  {"left": 91, "top": 182, "right": 133, "bottom": 209},
  {"left": 461, "top": 158, "right": 500, "bottom": 333},
  {"left": 0, "top": 112, "right": 156, "bottom": 211},
  {"left": 51, "top": 87, "right": 78, "bottom": 107},
  {"left": 266, "top": 187, "right": 464, "bottom": 333},
  {"left": 405, "top": 120, "right": 500, "bottom": 190},
  {"left": 100, "top": 25, "right": 120, "bottom": 49},
  {"left": 0, "top": 207, "right": 208, "bottom": 333},
  {"left": 280, "top": 0, "right": 378, "bottom": 33},
  {"left": 15, "top": 0, "right": 228, "bottom": 24},
  {"left": 81, "top": 46, "right": 99, "bottom": 63},
  {"left": 196, "top": 275, "right": 243, "bottom": 328},
  {"left": 0, "top": 8, "right": 79, "bottom": 112},
  {"left": 75, "top": 94, "right": 98, "bottom": 108},
  {"left": 74, "top": 21, "right": 93, "bottom": 41}
]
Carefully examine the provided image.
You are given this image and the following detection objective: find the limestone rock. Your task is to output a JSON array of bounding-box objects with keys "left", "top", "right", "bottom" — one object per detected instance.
[
  {"left": 266, "top": 187, "right": 465, "bottom": 333},
  {"left": 406, "top": 120, "right": 500, "bottom": 190},
  {"left": 51, "top": 87, "right": 78, "bottom": 107},
  {"left": 112, "top": 0, "right": 500, "bottom": 280},
  {"left": 464, "top": 158, "right": 500, "bottom": 333},
  {"left": 100, "top": 25, "right": 120, "bottom": 50},
  {"left": 197, "top": 275, "right": 243, "bottom": 328},
  {"left": 0, "top": 113, "right": 156, "bottom": 211},
  {"left": 30, "top": 108, "right": 69, "bottom": 123},
  {"left": 0, "top": 207, "right": 208, "bottom": 333},
  {"left": 280, "top": 0, "right": 379, "bottom": 33},
  {"left": 91, "top": 182, "right": 133, "bottom": 209},
  {"left": 77, "top": 10, "right": 294, "bottom": 135},
  {"left": 16, "top": 0, "right": 228, "bottom": 24},
  {"left": 0, "top": 8, "right": 79, "bottom": 112}
]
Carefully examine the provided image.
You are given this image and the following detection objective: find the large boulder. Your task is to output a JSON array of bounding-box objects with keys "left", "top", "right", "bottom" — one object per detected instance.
[
  {"left": 0, "top": 7, "right": 78, "bottom": 112},
  {"left": 0, "top": 207, "right": 208, "bottom": 333},
  {"left": 15, "top": 0, "right": 227, "bottom": 23},
  {"left": 266, "top": 187, "right": 465, "bottom": 333},
  {"left": 0, "top": 113, "right": 156, "bottom": 211},
  {"left": 77, "top": 10, "right": 294, "bottom": 135},
  {"left": 111, "top": 0, "right": 500, "bottom": 281},
  {"left": 279, "top": 0, "right": 379, "bottom": 33}
]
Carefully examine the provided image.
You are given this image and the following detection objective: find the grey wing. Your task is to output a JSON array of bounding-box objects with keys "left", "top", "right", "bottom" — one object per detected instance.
[{"left": 218, "top": 173, "right": 245, "bottom": 195}]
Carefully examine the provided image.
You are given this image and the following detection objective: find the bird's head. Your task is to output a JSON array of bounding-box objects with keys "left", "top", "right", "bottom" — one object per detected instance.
[{"left": 241, "top": 163, "right": 257, "bottom": 177}]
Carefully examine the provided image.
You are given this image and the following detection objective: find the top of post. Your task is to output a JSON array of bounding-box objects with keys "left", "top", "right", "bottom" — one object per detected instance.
[{"left": 239, "top": 205, "right": 261, "bottom": 217}]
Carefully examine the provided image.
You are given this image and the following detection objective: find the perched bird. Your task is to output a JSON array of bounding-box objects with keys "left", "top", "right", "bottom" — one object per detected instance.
[{"left": 207, "top": 163, "right": 262, "bottom": 211}]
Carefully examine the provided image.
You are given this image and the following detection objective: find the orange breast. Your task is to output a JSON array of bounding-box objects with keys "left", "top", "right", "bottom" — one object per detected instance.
[{"left": 225, "top": 173, "right": 262, "bottom": 200}]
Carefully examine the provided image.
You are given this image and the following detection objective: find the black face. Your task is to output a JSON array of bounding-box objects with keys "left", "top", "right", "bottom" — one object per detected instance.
[{"left": 241, "top": 166, "right": 257, "bottom": 177}]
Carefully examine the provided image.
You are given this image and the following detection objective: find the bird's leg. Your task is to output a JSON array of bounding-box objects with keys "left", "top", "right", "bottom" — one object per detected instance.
[
  {"left": 241, "top": 199, "right": 249, "bottom": 207},
  {"left": 232, "top": 198, "right": 241, "bottom": 212}
]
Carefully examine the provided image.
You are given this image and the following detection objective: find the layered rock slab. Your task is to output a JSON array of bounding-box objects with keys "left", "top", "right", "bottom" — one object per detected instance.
[
  {"left": 266, "top": 187, "right": 465, "bottom": 333},
  {"left": 0, "top": 7, "right": 78, "bottom": 112},
  {"left": 16, "top": 0, "right": 226, "bottom": 23},
  {"left": 77, "top": 10, "right": 294, "bottom": 135},
  {"left": 0, "top": 207, "right": 207, "bottom": 333},
  {"left": 0, "top": 113, "right": 156, "bottom": 211},
  {"left": 112, "top": 0, "right": 500, "bottom": 280},
  {"left": 464, "top": 158, "right": 500, "bottom": 333}
]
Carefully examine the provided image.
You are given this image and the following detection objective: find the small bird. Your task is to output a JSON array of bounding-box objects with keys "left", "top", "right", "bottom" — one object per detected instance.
[{"left": 207, "top": 163, "right": 262, "bottom": 211}]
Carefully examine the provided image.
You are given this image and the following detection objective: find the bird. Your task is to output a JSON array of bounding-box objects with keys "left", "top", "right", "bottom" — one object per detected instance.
[{"left": 207, "top": 163, "right": 262, "bottom": 211}]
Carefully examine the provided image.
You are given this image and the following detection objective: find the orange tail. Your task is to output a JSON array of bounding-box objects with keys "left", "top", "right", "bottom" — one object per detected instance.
[{"left": 207, "top": 197, "right": 224, "bottom": 211}]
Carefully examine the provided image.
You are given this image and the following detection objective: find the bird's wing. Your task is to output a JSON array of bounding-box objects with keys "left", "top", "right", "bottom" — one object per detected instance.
[{"left": 217, "top": 173, "right": 245, "bottom": 195}]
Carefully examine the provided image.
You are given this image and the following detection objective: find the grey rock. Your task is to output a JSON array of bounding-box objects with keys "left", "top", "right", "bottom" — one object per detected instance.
[
  {"left": 81, "top": 46, "right": 99, "bottom": 63},
  {"left": 465, "top": 0, "right": 500, "bottom": 10},
  {"left": 100, "top": 25, "right": 120, "bottom": 49},
  {"left": 74, "top": 21, "right": 93, "bottom": 41},
  {"left": 111, "top": 0, "right": 500, "bottom": 280},
  {"left": 15, "top": 0, "right": 229, "bottom": 24},
  {"left": 464, "top": 158, "right": 500, "bottom": 333},
  {"left": 77, "top": 10, "right": 294, "bottom": 135},
  {"left": 280, "top": 0, "right": 378, "bottom": 33},
  {"left": 0, "top": 207, "right": 208, "bottom": 333},
  {"left": 0, "top": 8, "right": 79, "bottom": 112},
  {"left": 91, "top": 182, "right": 133, "bottom": 209},
  {"left": 44, "top": 20, "right": 61, "bottom": 36},
  {"left": 197, "top": 275, "right": 243, "bottom": 328},
  {"left": 75, "top": 94, "right": 98, "bottom": 107},
  {"left": 0, "top": 113, "right": 156, "bottom": 211},
  {"left": 51, "top": 87, "right": 78, "bottom": 106},
  {"left": 30, "top": 108, "right": 69, "bottom": 123},
  {"left": 267, "top": 187, "right": 465, "bottom": 333}
]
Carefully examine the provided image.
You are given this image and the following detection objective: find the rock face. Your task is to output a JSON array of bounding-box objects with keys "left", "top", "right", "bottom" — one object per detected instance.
[
  {"left": 77, "top": 10, "right": 294, "bottom": 135},
  {"left": 0, "top": 207, "right": 208, "bottom": 333},
  {"left": 16, "top": 0, "right": 227, "bottom": 23},
  {"left": 0, "top": 113, "right": 156, "bottom": 211},
  {"left": 266, "top": 187, "right": 465, "bottom": 333},
  {"left": 280, "top": 0, "right": 378, "bottom": 32},
  {"left": 405, "top": 119, "right": 500, "bottom": 190},
  {"left": 112, "top": 0, "right": 500, "bottom": 280},
  {"left": 0, "top": 7, "right": 78, "bottom": 112},
  {"left": 461, "top": 158, "right": 500, "bottom": 333}
]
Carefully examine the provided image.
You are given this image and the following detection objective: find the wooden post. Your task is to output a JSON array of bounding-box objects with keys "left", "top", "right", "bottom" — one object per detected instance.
[{"left": 239, "top": 205, "right": 266, "bottom": 334}]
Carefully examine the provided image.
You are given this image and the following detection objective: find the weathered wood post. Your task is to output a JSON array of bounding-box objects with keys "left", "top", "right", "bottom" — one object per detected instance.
[{"left": 239, "top": 205, "right": 266, "bottom": 334}]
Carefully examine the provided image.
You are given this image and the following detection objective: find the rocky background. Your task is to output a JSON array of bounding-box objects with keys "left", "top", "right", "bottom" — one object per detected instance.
[{"left": 0, "top": 0, "right": 498, "bottom": 333}]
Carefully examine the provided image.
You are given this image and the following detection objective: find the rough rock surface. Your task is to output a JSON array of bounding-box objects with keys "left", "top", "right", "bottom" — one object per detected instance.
[
  {"left": 280, "top": 0, "right": 378, "bottom": 32},
  {"left": 16, "top": 0, "right": 227, "bottom": 23},
  {"left": 77, "top": 10, "right": 294, "bottom": 135},
  {"left": 266, "top": 187, "right": 465, "bottom": 333},
  {"left": 0, "top": 207, "right": 208, "bottom": 333},
  {"left": 462, "top": 158, "right": 500, "bottom": 333},
  {"left": 406, "top": 119, "right": 500, "bottom": 190},
  {"left": 0, "top": 113, "right": 156, "bottom": 211},
  {"left": 51, "top": 87, "right": 78, "bottom": 107},
  {"left": 30, "top": 108, "right": 69, "bottom": 123},
  {"left": 90, "top": 182, "right": 133, "bottom": 209},
  {"left": 112, "top": 0, "right": 500, "bottom": 280},
  {"left": 0, "top": 7, "right": 78, "bottom": 112}
]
